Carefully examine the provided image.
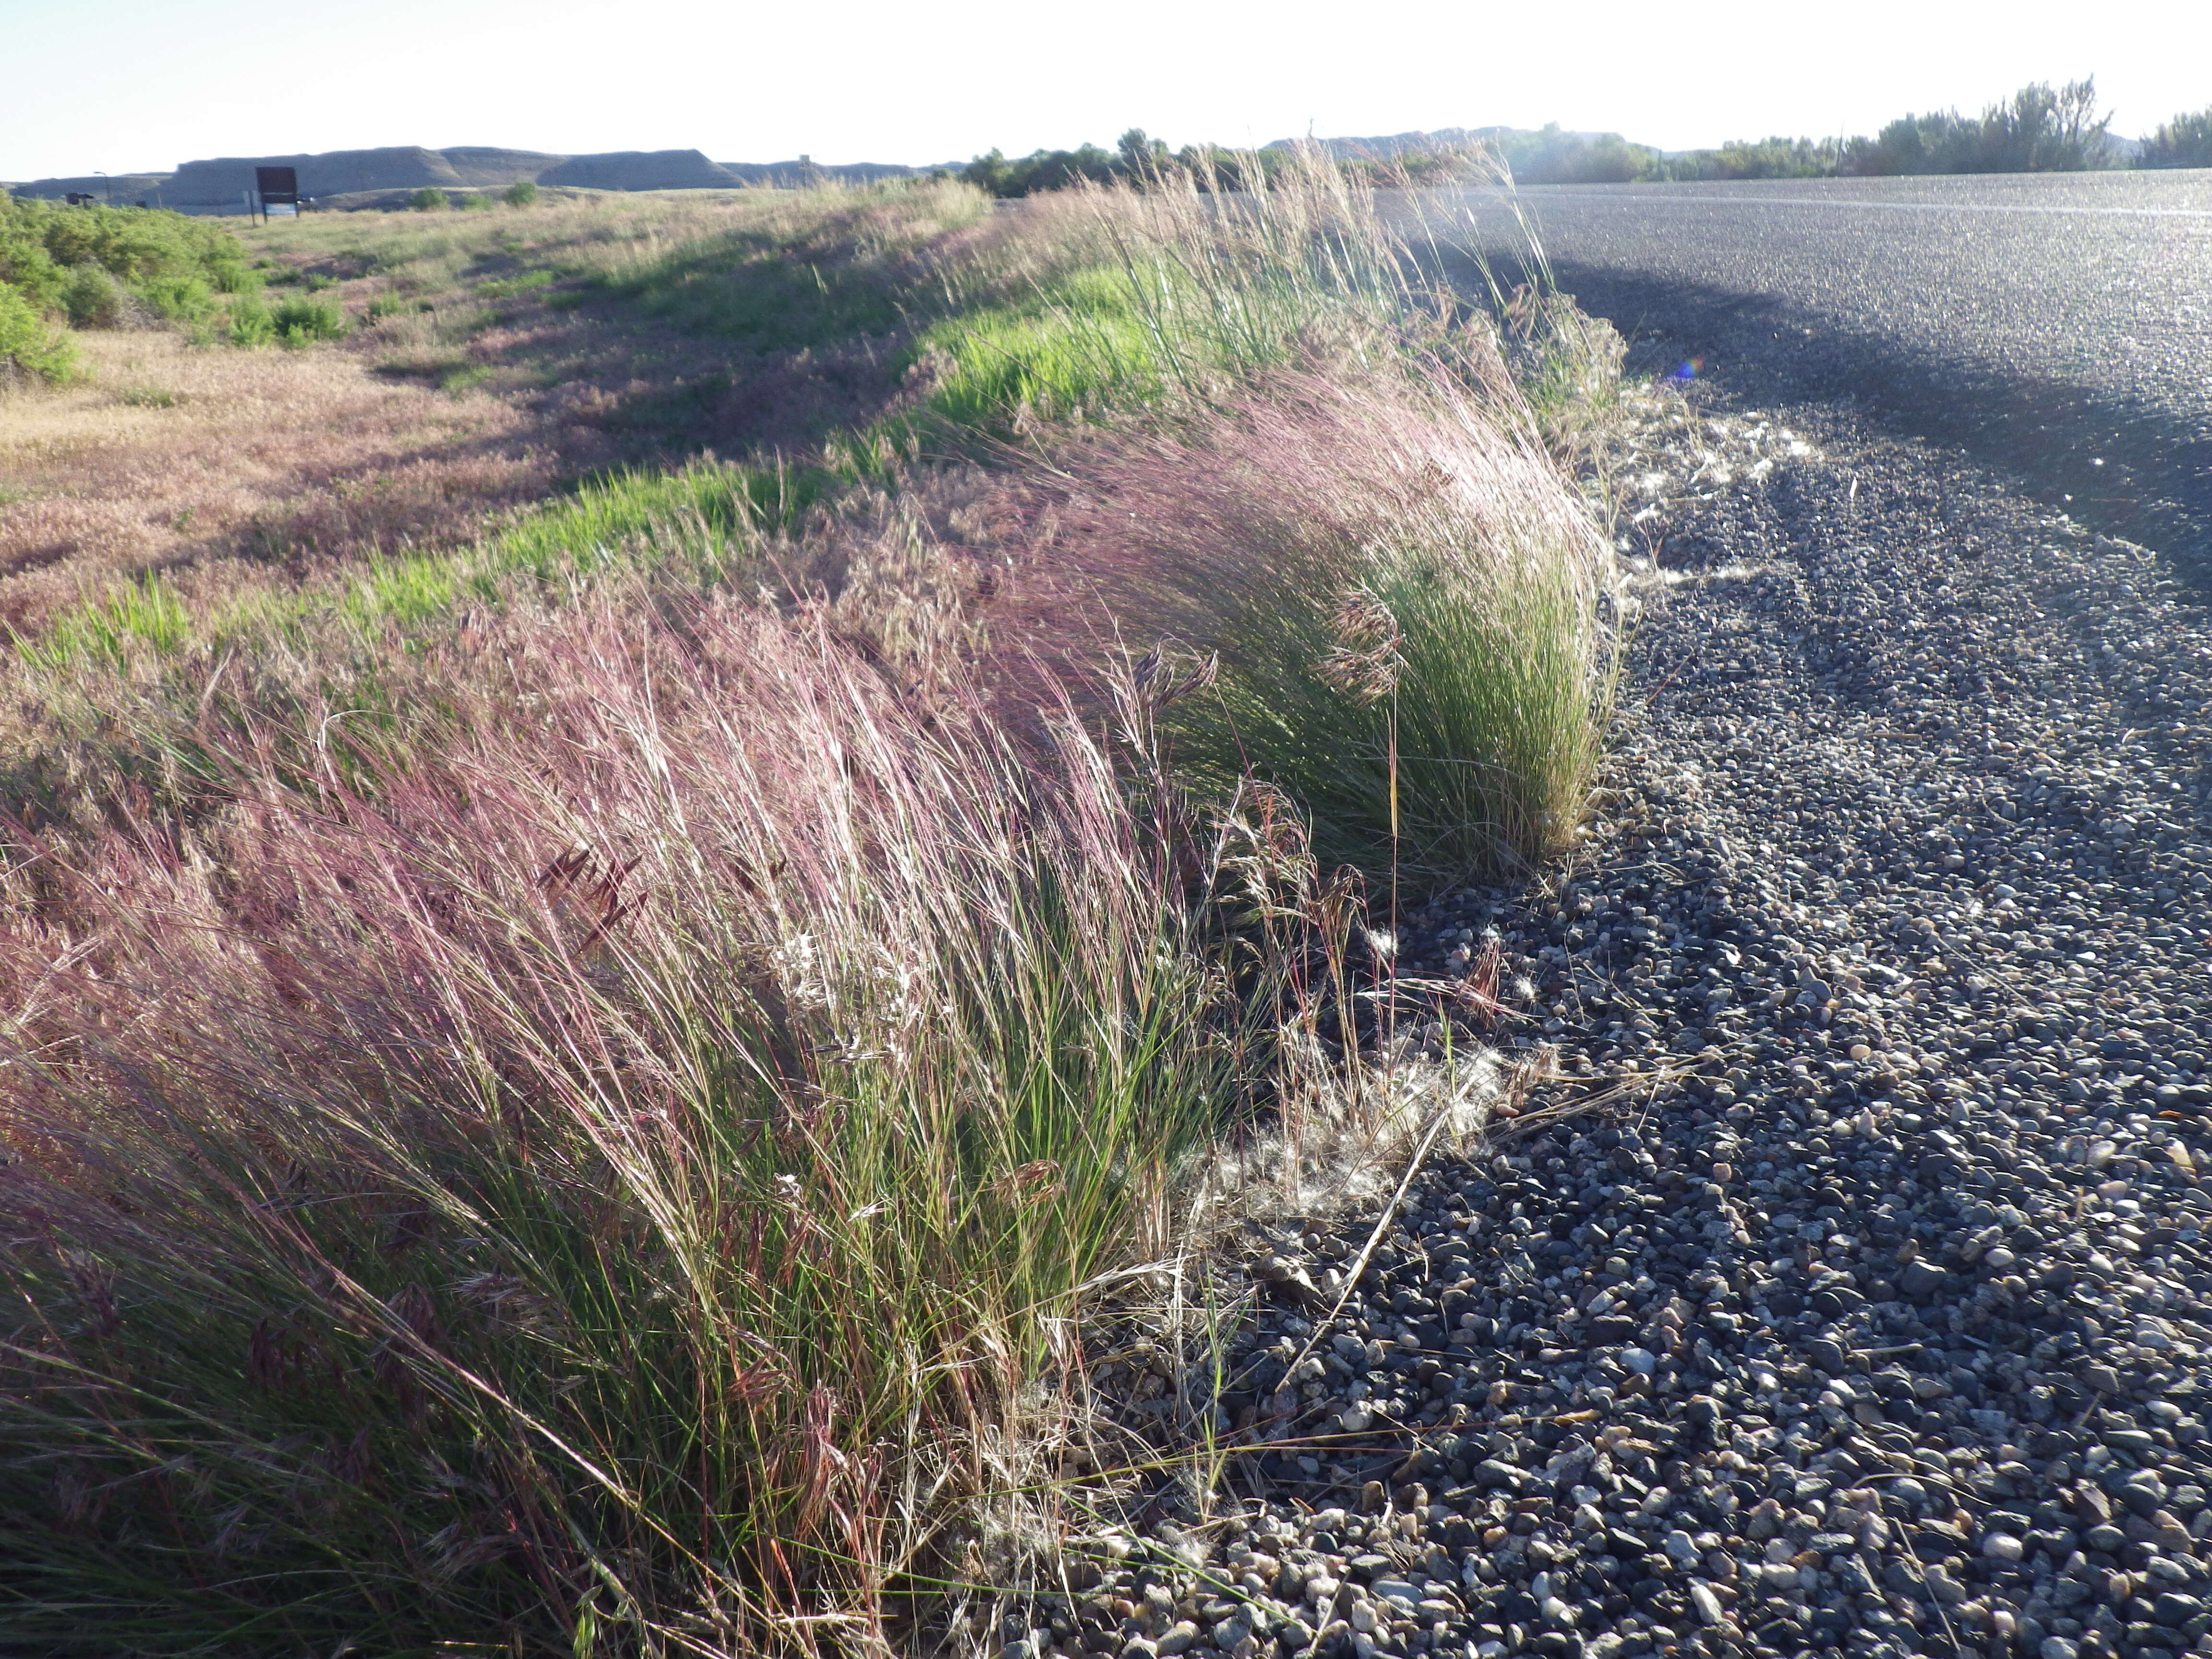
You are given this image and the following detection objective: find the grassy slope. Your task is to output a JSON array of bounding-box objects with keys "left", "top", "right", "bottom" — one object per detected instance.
[{"left": 0, "top": 160, "right": 1623, "bottom": 1656}]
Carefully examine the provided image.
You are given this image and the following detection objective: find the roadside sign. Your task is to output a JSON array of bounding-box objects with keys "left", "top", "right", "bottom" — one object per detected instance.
[{"left": 252, "top": 166, "right": 301, "bottom": 224}]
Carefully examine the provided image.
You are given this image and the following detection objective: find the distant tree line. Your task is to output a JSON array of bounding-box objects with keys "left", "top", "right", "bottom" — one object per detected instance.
[
  {"left": 2140, "top": 108, "right": 2212, "bottom": 169},
  {"left": 1538, "top": 80, "right": 2140, "bottom": 182},
  {"left": 1841, "top": 78, "right": 2115, "bottom": 175},
  {"left": 1513, "top": 80, "right": 2212, "bottom": 181},
  {"left": 959, "top": 128, "right": 1488, "bottom": 197},
  {"left": 957, "top": 82, "right": 2212, "bottom": 199}
]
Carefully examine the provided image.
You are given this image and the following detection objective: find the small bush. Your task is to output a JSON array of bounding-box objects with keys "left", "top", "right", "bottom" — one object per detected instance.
[
  {"left": 502, "top": 180, "right": 539, "bottom": 206},
  {"left": 409, "top": 187, "right": 448, "bottom": 212},
  {"left": 0, "top": 281, "right": 76, "bottom": 382},
  {"left": 131, "top": 272, "right": 215, "bottom": 322},
  {"left": 271, "top": 293, "right": 346, "bottom": 345},
  {"left": 60, "top": 263, "right": 123, "bottom": 328},
  {"left": 226, "top": 295, "right": 275, "bottom": 347},
  {"left": 365, "top": 291, "right": 408, "bottom": 321}
]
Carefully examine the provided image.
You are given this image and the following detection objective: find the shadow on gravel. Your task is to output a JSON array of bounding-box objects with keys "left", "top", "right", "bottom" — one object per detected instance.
[{"left": 1540, "top": 259, "right": 2212, "bottom": 582}]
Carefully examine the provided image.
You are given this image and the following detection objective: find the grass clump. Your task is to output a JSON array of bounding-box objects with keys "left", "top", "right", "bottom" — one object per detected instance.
[
  {"left": 0, "top": 599, "right": 1243, "bottom": 1656},
  {"left": 1027, "top": 368, "right": 1612, "bottom": 887},
  {"left": 18, "top": 456, "right": 798, "bottom": 684},
  {"left": 272, "top": 293, "right": 347, "bottom": 344},
  {"left": 889, "top": 148, "right": 1485, "bottom": 444}
]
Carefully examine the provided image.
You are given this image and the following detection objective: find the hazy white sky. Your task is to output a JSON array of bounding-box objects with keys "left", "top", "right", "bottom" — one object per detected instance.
[{"left": 4, "top": 0, "right": 2208, "bottom": 179}]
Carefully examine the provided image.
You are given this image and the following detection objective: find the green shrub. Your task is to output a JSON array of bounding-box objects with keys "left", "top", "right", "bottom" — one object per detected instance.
[
  {"left": 227, "top": 296, "right": 275, "bottom": 347},
  {"left": 1, "top": 195, "right": 252, "bottom": 308},
  {"left": 132, "top": 272, "right": 216, "bottom": 321},
  {"left": 0, "top": 281, "right": 77, "bottom": 382},
  {"left": 271, "top": 293, "right": 346, "bottom": 344},
  {"left": 60, "top": 263, "right": 123, "bottom": 327},
  {"left": 0, "top": 212, "right": 65, "bottom": 310},
  {"left": 365, "top": 291, "right": 408, "bottom": 320},
  {"left": 502, "top": 180, "right": 539, "bottom": 206},
  {"left": 963, "top": 141, "right": 1123, "bottom": 197},
  {"left": 1653, "top": 136, "right": 1845, "bottom": 181},
  {"left": 409, "top": 187, "right": 448, "bottom": 212}
]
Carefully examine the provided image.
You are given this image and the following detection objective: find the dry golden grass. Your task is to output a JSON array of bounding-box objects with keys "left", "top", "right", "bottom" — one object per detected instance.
[
  {"left": 0, "top": 328, "right": 561, "bottom": 633},
  {"left": 0, "top": 187, "right": 983, "bottom": 638}
]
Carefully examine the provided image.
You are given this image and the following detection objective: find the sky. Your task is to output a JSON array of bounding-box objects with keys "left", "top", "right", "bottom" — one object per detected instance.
[{"left": 4, "top": 0, "right": 2209, "bottom": 180}]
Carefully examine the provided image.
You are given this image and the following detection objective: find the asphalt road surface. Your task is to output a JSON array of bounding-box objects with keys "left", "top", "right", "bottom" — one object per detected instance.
[{"left": 1447, "top": 170, "right": 2212, "bottom": 566}]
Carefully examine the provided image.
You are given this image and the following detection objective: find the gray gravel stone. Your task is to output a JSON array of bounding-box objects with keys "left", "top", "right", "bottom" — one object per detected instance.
[{"left": 1063, "top": 391, "right": 2212, "bottom": 1659}]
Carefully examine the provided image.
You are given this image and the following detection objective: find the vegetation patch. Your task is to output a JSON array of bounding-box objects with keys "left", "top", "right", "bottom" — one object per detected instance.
[
  {"left": 0, "top": 282, "right": 76, "bottom": 383},
  {"left": 0, "top": 604, "right": 1248, "bottom": 1656},
  {"left": 0, "top": 195, "right": 254, "bottom": 356},
  {"left": 0, "top": 152, "right": 1628, "bottom": 1651},
  {"left": 2140, "top": 106, "right": 2212, "bottom": 169}
]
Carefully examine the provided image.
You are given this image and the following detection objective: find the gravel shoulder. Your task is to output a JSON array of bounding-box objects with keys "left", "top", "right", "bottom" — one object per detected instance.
[
  {"left": 1447, "top": 170, "right": 2212, "bottom": 568},
  {"left": 1051, "top": 395, "right": 2212, "bottom": 1659}
]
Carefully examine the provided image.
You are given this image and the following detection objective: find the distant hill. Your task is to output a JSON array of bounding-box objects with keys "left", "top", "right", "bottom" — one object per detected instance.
[
  {"left": 168, "top": 145, "right": 464, "bottom": 206},
  {"left": 536, "top": 150, "right": 737, "bottom": 191},
  {"left": 437, "top": 147, "right": 568, "bottom": 187},
  {"left": 1, "top": 173, "right": 170, "bottom": 205},
  {"left": 4, "top": 144, "right": 927, "bottom": 210}
]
